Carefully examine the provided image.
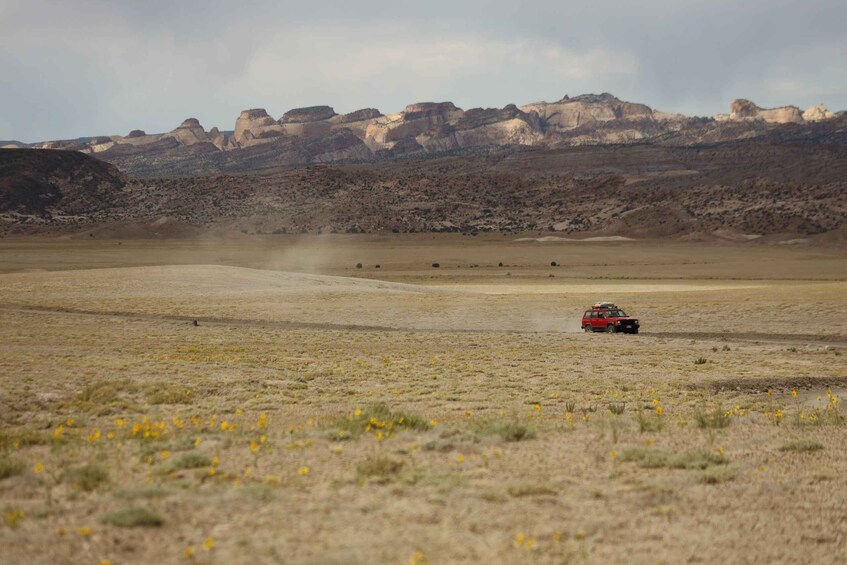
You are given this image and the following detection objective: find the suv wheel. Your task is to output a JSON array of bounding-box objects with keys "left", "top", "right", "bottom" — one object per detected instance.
[
  {"left": 583, "top": 325, "right": 592, "bottom": 333},
  {"left": 606, "top": 324, "right": 616, "bottom": 333}
]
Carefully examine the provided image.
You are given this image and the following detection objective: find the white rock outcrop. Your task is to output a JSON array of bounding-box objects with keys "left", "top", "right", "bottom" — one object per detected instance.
[{"left": 802, "top": 104, "right": 835, "bottom": 122}]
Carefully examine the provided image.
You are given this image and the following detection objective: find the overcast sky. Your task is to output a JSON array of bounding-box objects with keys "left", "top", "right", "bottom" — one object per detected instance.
[{"left": 1, "top": 0, "right": 845, "bottom": 142}]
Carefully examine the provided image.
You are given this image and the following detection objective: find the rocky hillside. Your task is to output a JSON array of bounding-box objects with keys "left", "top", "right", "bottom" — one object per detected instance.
[
  {"left": 8, "top": 94, "right": 843, "bottom": 178},
  {"left": 0, "top": 149, "right": 127, "bottom": 223},
  {"left": 3, "top": 122, "right": 845, "bottom": 242}
]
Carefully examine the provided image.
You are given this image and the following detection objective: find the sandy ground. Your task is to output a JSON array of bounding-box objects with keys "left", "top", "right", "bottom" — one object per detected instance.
[{"left": 0, "top": 236, "right": 845, "bottom": 564}]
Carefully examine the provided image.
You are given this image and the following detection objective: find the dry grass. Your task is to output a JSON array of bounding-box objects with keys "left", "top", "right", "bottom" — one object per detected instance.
[{"left": 0, "top": 237, "right": 845, "bottom": 564}]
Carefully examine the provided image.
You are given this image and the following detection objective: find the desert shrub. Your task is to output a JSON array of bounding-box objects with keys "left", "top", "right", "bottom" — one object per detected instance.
[
  {"left": 779, "top": 439, "right": 824, "bottom": 452},
  {"left": 620, "top": 447, "right": 669, "bottom": 468},
  {"left": 101, "top": 506, "right": 163, "bottom": 527},
  {"left": 332, "top": 403, "right": 429, "bottom": 438},
  {"left": 431, "top": 263, "right": 440, "bottom": 268},
  {"left": 608, "top": 402, "right": 626, "bottom": 415},
  {"left": 621, "top": 448, "right": 728, "bottom": 470},
  {"left": 61, "top": 379, "right": 140, "bottom": 414},
  {"left": 355, "top": 263, "right": 363, "bottom": 269},
  {"left": 0, "top": 456, "right": 25, "bottom": 479},
  {"left": 356, "top": 456, "right": 404, "bottom": 482},
  {"left": 669, "top": 449, "right": 728, "bottom": 469},
  {"left": 481, "top": 420, "right": 536, "bottom": 442},
  {"left": 635, "top": 410, "right": 664, "bottom": 433},
  {"left": 145, "top": 383, "right": 193, "bottom": 405},
  {"left": 507, "top": 483, "right": 557, "bottom": 497},
  {"left": 66, "top": 464, "right": 109, "bottom": 491},
  {"left": 116, "top": 487, "right": 170, "bottom": 500},
  {"left": 550, "top": 261, "right": 558, "bottom": 267},
  {"left": 0, "top": 430, "right": 51, "bottom": 449},
  {"left": 696, "top": 406, "right": 731, "bottom": 429},
  {"left": 694, "top": 357, "right": 708, "bottom": 365},
  {"left": 171, "top": 453, "right": 212, "bottom": 470},
  {"left": 700, "top": 466, "right": 735, "bottom": 484}
]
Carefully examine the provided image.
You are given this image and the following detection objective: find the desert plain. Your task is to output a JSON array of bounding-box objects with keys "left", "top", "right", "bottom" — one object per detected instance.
[{"left": 0, "top": 234, "right": 845, "bottom": 564}]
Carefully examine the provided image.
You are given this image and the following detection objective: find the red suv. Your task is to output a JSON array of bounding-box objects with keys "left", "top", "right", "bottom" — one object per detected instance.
[{"left": 582, "top": 302, "right": 639, "bottom": 334}]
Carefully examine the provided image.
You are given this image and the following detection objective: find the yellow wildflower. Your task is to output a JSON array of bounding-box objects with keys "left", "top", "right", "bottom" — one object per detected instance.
[
  {"left": 514, "top": 532, "right": 526, "bottom": 548},
  {"left": 250, "top": 440, "right": 259, "bottom": 454},
  {"left": 655, "top": 406, "right": 664, "bottom": 416},
  {"left": 34, "top": 463, "right": 44, "bottom": 474},
  {"left": 202, "top": 538, "right": 215, "bottom": 551},
  {"left": 456, "top": 453, "right": 465, "bottom": 463},
  {"left": 183, "top": 546, "right": 195, "bottom": 558},
  {"left": 791, "top": 389, "right": 798, "bottom": 398},
  {"left": 54, "top": 425, "right": 64, "bottom": 440},
  {"left": 610, "top": 450, "right": 618, "bottom": 459},
  {"left": 533, "top": 404, "right": 541, "bottom": 412},
  {"left": 298, "top": 466, "right": 310, "bottom": 476},
  {"left": 77, "top": 526, "right": 93, "bottom": 537},
  {"left": 161, "top": 450, "right": 170, "bottom": 460}
]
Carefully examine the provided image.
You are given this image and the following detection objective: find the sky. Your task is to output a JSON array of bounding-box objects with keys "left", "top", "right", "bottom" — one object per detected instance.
[{"left": 1, "top": 0, "right": 845, "bottom": 142}]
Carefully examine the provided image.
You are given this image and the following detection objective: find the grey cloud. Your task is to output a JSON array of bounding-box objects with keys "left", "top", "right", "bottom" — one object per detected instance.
[{"left": 1, "top": 0, "right": 845, "bottom": 142}]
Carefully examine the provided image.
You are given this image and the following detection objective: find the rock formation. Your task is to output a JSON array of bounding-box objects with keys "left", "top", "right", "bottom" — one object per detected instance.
[
  {"left": 803, "top": 104, "right": 836, "bottom": 122},
  {"left": 521, "top": 93, "right": 654, "bottom": 130},
  {"left": 163, "top": 118, "right": 212, "bottom": 146},
  {"left": 14, "top": 92, "right": 840, "bottom": 177},
  {"left": 234, "top": 109, "right": 286, "bottom": 145},
  {"left": 723, "top": 99, "right": 804, "bottom": 124},
  {"left": 279, "top": 106, "right": 337, "bottom": 139}
]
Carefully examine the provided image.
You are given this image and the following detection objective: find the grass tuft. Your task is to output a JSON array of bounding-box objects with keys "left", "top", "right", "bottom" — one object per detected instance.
[
  {"left": 66, "top": 464, "right": 109, "bottom": 491},
  {"left": 480, "top": 420, "right": 536, "bottom": 442},
  {"left": 696, "top": 406, "right": 731, "bottom": 429},
  {"left": 356, "top": 456, "right": 404, "bottom": 483},
  {"left": 621, "top": 447, "right": 728, "bottom": 470},
  {"left": 171, "top": 452, "right": 212, "bottom": 470},
  {"left": 0, "top": 456, "right": 25, "bottom": 479},
  {"left": 101, "top": 506, "right": 164, "bottom": 527},
  {"left": 779, "top": 439, "right": 824, "bottom": 453},
  {"left": 333, "top": 403, "right": 429, "bottom": 438}
]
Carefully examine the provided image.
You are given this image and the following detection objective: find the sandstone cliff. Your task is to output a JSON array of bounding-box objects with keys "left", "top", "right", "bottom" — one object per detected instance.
[
  {"left": 716, "top": 99, "right": 804, "bottom": 124},
  {"left": 19, "top": 92, "right": 841, "bottom": 177}
]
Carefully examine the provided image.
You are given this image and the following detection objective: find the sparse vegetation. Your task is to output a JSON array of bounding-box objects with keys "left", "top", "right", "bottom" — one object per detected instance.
[
  {"left": 480, "top": 420, "right": 536, "bottom": 442},
  {"left": 0, "top": 456, "right": 25, "bottom": 479},
  {"left": 356, "top": 456, "right": 404, "bottom": 483},
  {"left": 620, "top": 448, "right": 729, "bottom": 470},
  {"left": 66, "top": 464, "right": 109, "bottom": 492},
  {"left": 779, "top": 440, "right": 824, "bottom": 452},
  {"left": 696, "top": 406, "right": 732, "bottom": 429},
  {"left": 101, "top": 506, "right": 164, "bottom": 527},
  {"left": 0, "top": 238, "right": 844, "bottom": 564},
  {"left": 171, "top": 453, "right": 212, "bottom": 470}
]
